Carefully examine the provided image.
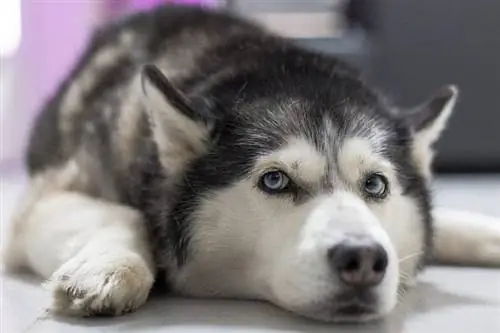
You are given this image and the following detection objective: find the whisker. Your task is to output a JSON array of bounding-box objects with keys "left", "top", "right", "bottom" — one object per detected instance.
[
  {"left": 396, "top": 287, "right": 409, "bottom": 306},
  {"left": 399, "top": 251, "right": 424, "bottom": 263}
]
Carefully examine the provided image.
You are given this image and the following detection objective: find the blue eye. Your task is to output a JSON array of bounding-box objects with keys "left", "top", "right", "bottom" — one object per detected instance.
[
  {"left": 364, "top": 173, "right": 389, "bottom": 198},
  {"left": 260, "top": 171, "right": 290, "bottom": 193}
]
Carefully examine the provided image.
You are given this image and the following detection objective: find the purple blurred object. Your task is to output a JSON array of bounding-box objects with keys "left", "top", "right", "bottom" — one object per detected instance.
[
  {"left": 107, "top": 0, "right": 220, "bottom": 22},
  {"left": 129, "top": 0, "right": 165, "bottom": 10},
  {"left": 129, "top": 0, "right": 218, "bottom": 10}
]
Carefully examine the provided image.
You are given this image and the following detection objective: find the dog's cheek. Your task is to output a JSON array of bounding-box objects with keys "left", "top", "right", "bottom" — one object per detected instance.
[{"left": 371, "top": 194, "right": 426, "bottom": 282}]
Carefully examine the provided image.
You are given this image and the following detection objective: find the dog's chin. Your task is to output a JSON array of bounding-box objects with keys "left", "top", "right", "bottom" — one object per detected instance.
[
  {"left": 286, "top": 291, "right": 393, "bottom": 323},
  {"left": 328, "top": 305, "right": 384, "bottom": 323},
  {"left": 292, "top": 304, "right": 386, "bottom": 323}
]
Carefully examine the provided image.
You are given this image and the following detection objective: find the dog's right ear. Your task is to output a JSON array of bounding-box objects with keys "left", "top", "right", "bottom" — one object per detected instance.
[
  {"left": 405, "top": 85, "right": 459, "bottom": 179},
  {"left": 141, "top": 65, "right": 216, "bottom": 173}
]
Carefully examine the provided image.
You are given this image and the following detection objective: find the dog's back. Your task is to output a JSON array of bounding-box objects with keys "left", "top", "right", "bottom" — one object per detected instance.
[{"left": 27, "top": 6, "right": 275, "bottom": 188}]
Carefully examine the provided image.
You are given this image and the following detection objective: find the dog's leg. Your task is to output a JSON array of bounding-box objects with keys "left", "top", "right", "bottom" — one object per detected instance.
[
  {"left": 433, "top": 207, "right": 500, "bottom": 266},
  {"left": 2, "top": 190, "right": 155, "bottom": 316}
]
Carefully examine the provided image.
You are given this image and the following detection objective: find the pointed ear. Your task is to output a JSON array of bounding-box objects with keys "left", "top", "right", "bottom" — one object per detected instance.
[
  {"left": 406, "top": 85, "right": 459, "bottom": 177},
  {"left": 407, "top": 85, "right": 459, "bottom": 143},
  {"left": 141, "top": 64, "right": 216, "bottom": 173}
]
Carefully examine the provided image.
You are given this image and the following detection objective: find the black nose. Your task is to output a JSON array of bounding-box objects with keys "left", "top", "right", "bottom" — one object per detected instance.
[{"left": 328, "top": 237, "right": 388, "bottom": 286}]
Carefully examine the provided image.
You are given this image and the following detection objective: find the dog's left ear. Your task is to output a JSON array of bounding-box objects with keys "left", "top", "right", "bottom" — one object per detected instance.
[
  {"left": 406, "top": 85, "right": 459, "bottom": 177},
  {"left": 141, "top": 64, "right": 218, "bottom": 174}
]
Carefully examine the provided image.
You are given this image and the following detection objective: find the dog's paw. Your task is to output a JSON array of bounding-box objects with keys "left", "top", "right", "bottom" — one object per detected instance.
[
  {"left": 452, "top": 212, "right": 500, "bottom": 267},
  {"left": 45, "top": 252, "right": 154, "bottom": 317},
  {"left": 434, "top": 208, "right": 500, "bottom": 267},
  {"left": 477, "top": 222, "right": 500, "bottom": 266}
]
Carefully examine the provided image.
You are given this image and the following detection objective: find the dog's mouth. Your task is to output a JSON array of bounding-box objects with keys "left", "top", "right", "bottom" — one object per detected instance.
[
  {"left": 292, "top": 289, "right": 383, "bottom": 323},
  {"left": 296, "top": 302, "right": 381, "bottom": 323},
  {"left": 331, "top": 295, "right": 379, "bottom": 322},
  {"left": 336, "top": 303, "right": 376, "bottom": 315},
  {"left": 330, "top": 302, "right": 380, "bottom": 323}
]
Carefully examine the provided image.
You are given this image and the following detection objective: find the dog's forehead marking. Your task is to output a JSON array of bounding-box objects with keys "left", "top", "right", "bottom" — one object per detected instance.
[
  {"left": 255, "top": 138, "right": 327, "bottom": 185},
  {"left": 338, "top": 110, "right": 390, "bottom": 152},
  {"left": 337, "top": 137, "right": 396, "bottom": 184}
]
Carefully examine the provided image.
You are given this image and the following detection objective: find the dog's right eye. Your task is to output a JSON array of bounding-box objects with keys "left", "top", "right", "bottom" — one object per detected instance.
[
  {"left": 363, "top": 173, "right": 389, "bottom": 199},
  {"left": 259, "top": 171, "right": 291, "bottom": 194}
]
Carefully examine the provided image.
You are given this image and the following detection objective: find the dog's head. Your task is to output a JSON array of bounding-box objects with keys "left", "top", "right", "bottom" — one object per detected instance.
[{"left": 140, "top": 51, "right": 458, "bottom": 322}]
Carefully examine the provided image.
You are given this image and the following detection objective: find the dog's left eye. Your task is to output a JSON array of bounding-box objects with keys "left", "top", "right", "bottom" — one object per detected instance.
[
  {"left": 259, "top": 171, "right": 290, "bottom": 194},
  {"left": 363, "top": 173, "right": 389, "bottom": 198}
]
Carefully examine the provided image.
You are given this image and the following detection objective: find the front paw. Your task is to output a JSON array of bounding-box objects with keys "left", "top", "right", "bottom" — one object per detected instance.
[
  {"left": 45, "top": 252, "right": 154, "bottom": 317},
  {"left": 458, "top": 211, "right": 500, "bottom": 266},
  {"left": 434, "top": 208, "right": 500, "bottom": 267},
  {"left": 479, "top": 223, "right": 500, "bottom": 266}
]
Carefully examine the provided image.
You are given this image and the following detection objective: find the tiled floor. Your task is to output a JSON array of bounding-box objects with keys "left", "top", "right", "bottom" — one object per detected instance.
[{"left": 1, "top": 171, "right": 500, "bottom": 333}]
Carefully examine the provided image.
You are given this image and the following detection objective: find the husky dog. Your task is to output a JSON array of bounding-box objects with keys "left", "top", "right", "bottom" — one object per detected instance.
[{"left": 3, "top": 5, "right": 500, "bottom": 322}]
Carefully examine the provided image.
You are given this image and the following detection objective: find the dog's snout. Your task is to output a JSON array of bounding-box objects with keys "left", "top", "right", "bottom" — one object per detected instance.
[{"left": 328, "top": 237, "right": 388, "bottom": 286}]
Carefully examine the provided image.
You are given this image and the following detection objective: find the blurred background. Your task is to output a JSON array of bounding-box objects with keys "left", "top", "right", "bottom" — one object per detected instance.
[{"left": 1, "top": 0, "right": 499, "bottom": 173}]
